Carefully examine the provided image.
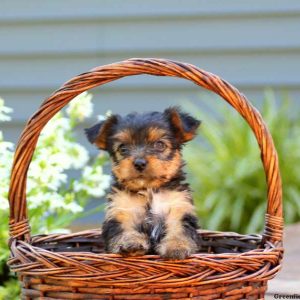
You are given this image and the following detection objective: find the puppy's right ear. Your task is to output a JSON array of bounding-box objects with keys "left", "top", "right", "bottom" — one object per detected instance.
[{"left": 85, "top": 115, "right": 119, "bottom": 150}]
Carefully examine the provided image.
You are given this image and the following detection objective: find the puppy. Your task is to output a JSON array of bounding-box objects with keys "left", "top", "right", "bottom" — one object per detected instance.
[{"left": 85, "top": 107, "right": 201, "bottom": 259}]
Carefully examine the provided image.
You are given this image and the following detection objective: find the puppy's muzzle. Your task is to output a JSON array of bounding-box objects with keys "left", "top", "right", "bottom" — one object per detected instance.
[{"left": 134, "top": 158, "right": 147, "bottom": 172}]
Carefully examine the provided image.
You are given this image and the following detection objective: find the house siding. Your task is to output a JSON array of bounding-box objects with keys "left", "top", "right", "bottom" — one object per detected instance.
[{"left": 1, "top": 0, "right": 299, "bottom": 138}]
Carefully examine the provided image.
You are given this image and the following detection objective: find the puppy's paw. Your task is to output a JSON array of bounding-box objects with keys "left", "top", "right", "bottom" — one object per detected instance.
[
  {"left": 110, "top": 232, "right": 150, "bottom": 256},
  {"left": 157, "top": 237, "right": 197, "bottom": 260},
  {"left": 119, "top": 241, "right": 148, "bottom": 256}
]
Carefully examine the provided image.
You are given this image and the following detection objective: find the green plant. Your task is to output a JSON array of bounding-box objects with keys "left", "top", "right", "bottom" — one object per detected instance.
[
  {"left": 0, "top": 93, "right": 110, "bottom": 299},
  {"left": 184, "top": 91, "right": 299, "bottom": 234},
  {"left": 0, "top": 277, "right": 20, "bottom": 300}
]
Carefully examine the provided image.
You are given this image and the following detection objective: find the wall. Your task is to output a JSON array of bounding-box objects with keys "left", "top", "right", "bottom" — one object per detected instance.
[{"left": 1, "top": 0, "right": 300, "bottom": 144}]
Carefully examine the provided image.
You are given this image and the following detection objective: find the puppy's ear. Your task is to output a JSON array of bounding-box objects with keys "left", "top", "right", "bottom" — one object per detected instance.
[
  {"left": 85, "top": 115, "right": 119, "bottom": 150},
  {"left": 164, "top": 107, "right": 201, "bottom": 143}
]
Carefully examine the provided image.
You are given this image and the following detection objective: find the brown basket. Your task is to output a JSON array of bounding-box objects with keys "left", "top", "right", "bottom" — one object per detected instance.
[{"left": 8, "top": 58, "right": 284, "bottom": 300}]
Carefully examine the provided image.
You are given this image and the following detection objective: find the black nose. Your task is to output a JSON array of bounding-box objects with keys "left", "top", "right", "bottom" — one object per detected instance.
[{"left": 134, "top": 158, "right": 147, "bottom": 171}]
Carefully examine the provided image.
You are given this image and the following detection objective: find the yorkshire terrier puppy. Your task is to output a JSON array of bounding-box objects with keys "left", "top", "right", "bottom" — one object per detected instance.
[{"left": 85, "top": 107, "right": 201, "bottom": 259}]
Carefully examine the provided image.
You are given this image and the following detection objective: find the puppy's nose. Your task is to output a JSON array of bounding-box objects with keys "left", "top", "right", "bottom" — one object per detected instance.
[{"left": 134, "top": 158, "right": 147, "bottom": 171}]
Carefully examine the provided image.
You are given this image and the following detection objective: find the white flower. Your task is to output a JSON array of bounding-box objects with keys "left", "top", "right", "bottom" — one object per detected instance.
[
  {"left": 1, "top": 94, "right": 110, "bottom": 237},
  {"left": 97, "top": 110, "right": 112, "bottom": 121},
  {"left": 82, "top": 165, "right": 94, "bottom": 178},
  {"left": 27, "top": 193, "right": 49, "bottom": 209},
  {"left": 63, "top": 202, "right": 83, "bottom": 213},
  {"left": 0, "top": 98, "right": 13, "bottom": 122},
  {"left": 0, "top": 140, "right": 14, "bottom": 151},
  {"left": 0, "top": 195, "right": 9, "bottom": 210},
  {"left": 74, "top": 165, "right": 111, "bottom": 197},
  {"left": 0, "top": 164, "right": 12, "bottom": 179},
  {"left": 0, "top": 142, "right": 13, "bottom": 164},
  {"left": 0, "top": 137, "right": 13, "bottom": 210},
  {"left": 28, "top": 191, "right": 83, "bottom": 214},
  {"left": 66, "top": 92, "right": 93, "bottom": 121},
  {"left": 41, "top": 116, "right": 71, "bottom": 138},
  {"left": 67, "top": 144, "right": 89, "bottom": 169},
  {"left": 28, "top": 159, "right": 67, "bottom": 191},
  {"left": 26, "top": 177, "right": 38, "bottom": 194}
]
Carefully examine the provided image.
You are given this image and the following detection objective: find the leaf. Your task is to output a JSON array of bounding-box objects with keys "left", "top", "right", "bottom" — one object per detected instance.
[
  {"left": 204, "top": 191, "right": 221, "bottom": 210},
  {"left": 184, "top": 94, "right": 299, "bottom": 234},
  {"left": 230, "top": 197, "right": 245, "bottom": 231},
  {"left": 245, "top": 202, "right": 266, "bottom": 233},
  {"left": 207, "top": 196, "right": 230, "bottom": 230}
]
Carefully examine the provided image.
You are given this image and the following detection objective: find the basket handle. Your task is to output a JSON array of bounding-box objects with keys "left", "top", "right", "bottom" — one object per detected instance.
[{"left": 8, "top": 58, "right": 283, "bottom": 245}]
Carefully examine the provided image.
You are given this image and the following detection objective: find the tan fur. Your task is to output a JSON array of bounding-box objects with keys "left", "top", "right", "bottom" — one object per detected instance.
[
  {"left": 112, "top": 129, "right": 133, "bottom": 144},
  {"left": 106, "top": 189, "right": 149, "bottom": 230},
  {"left": 94, "top": 115, "right": 118, "bottom": 149},
  {"left": 105, "top": 188, "right": 197, "bottom": 258},
  {"left": 147, "top": 151, "right": 182, "bottom": 182},
  {"left": 112, "top": 151, "right": 182, "bottom": 191},
  {"left": 108, "top": 230, "right": 149, "bottom": 256},
  {"left": 150, "top": 190, "right": 194, "bottom": 217},
  {"left": 112, "top": 158, "right": 136, "bottom": 186},
  {"left": 106, "top": 189, "right": 150, "bottom": 255},
  {"left": 147, "top": 127, "right": 166, "bottom": 142},
  {"left": 89, "top": 109, "right": 200, "bottom": 258},
  {"left": 151, "top": 189, "right": 198, "bottom": 259},
  {"left": 169, "top": 109, "right": 196, "bottom": 142}
]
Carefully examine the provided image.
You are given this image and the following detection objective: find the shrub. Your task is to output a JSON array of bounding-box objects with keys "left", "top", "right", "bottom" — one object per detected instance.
[
  {"left": 184, "top": 91, "right": 300, "bottom": 234},
  {"left": 0, "top": 93, "right": 110, "bottom": 299}
]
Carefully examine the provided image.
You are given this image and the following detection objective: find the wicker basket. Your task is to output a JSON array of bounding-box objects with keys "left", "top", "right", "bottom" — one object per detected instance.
[{"left": 8, "top": 58, "right": 284, "bottom": 300}]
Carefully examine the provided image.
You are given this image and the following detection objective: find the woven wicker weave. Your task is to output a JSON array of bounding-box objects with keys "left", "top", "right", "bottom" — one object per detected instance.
[{"left": 8, "top": 58, "right": 284, "bottom": 300}]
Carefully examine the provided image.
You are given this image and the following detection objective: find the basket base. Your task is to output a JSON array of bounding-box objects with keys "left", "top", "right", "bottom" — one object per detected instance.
[{"left": 20, "top": 275, "right": 268, "bottom": 300}]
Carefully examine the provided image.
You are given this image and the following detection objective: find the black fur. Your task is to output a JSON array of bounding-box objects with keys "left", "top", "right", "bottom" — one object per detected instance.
[
  {"left": 85, "top": 108, "right": 201, "bottom": 193},
  {"left": 160, "top": 169, "right": 190, "bottom": 192},
  {"left": 135, "top": 212, "right": 167, "bottom": 254},
  {"left": 163, "top": 106, "right": 201, "bottom": 143},
  {"left": 178, "top": 111, "right": 201, "bottom": 134},
  {"left": 164, "top": 106, "right": 201, "bottom": 130},
  {"left": 182, "top": 213, "right": 201, "bottom": 247},
  {"left": 101, "top": 218, "right": 123, "bottom": 252},
  {"left": 85, "top": 107, "right": 202, "bottom": 257},
  {"left": 84, "top": 122, "right": 103, "bottom": 144},
  {"left": 85, "top": 115, "right": 120, "bottom": 150},
  {"left": 85, "top": 107, "right": 201, "bottom": 154},
  {"left": 149, "top": 217, "right": 166, "bottom": 248}
]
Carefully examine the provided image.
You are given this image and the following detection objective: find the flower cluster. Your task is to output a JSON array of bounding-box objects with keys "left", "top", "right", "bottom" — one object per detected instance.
[
  {"left": 0, "top": 92, "right": 110, "bottom": 258},
  {"left": 0, "top": 98, "right": 14, "bottom": 211},
  {"left": 0, "top": 92, "right": 112, "bottom": 299}
]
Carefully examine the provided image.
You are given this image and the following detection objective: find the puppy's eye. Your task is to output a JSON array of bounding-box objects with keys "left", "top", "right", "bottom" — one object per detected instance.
[
  {"left": 153, "top": 141, "right": 166, "bottom": 151},
  {"left": 118, "top": 144, "right": 129, "bottom": 155}
]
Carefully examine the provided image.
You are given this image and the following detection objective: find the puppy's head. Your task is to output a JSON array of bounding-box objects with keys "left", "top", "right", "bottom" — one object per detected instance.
[{"left": 85, "top": 107, "right": 201, "bottom": 191}]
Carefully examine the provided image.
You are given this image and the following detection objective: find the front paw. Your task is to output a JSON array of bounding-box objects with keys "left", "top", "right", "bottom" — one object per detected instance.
[
  {"left": 157, "top": 237, "right": 197, "bottom": 260},
  {"left": 110, "top": 232, "right": 150, "bottom": 256}
]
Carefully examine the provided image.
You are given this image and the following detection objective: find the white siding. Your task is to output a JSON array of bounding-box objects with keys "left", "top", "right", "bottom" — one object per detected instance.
[{"left": 1, "top": 0, "right": 300, "bottom": 143}]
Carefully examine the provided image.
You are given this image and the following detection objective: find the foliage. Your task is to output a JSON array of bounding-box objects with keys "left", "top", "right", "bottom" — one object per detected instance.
[
  {"left": 0, "top": 93, "right": 110, "bottom": 299},
  {"left": 184, "top": 91, "right": 300, "bottom": 234},
  {"left": 0, "top": 277, "right": 20, "bottom": 300}
]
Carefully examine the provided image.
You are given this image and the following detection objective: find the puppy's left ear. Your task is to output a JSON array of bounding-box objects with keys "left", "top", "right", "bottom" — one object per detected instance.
[{"left": 164, "top": 107, "right": 201, "bottom": 143}]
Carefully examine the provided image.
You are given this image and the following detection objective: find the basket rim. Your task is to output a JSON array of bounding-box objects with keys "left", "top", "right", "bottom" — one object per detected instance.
[
  {"left": 8, "top": 228, "right": 283, "bottom": 288},
  {"left": 28, "top": 228, "right": 281, "bottom": 258}
]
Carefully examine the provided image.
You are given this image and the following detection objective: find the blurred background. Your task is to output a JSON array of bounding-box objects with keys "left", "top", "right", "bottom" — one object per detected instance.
[
  {"left": 2, "top": 0, "right": 300, "bottom": 142},
  {"left": 1, "top": 0, "right": 300, "bottom": 298}
]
